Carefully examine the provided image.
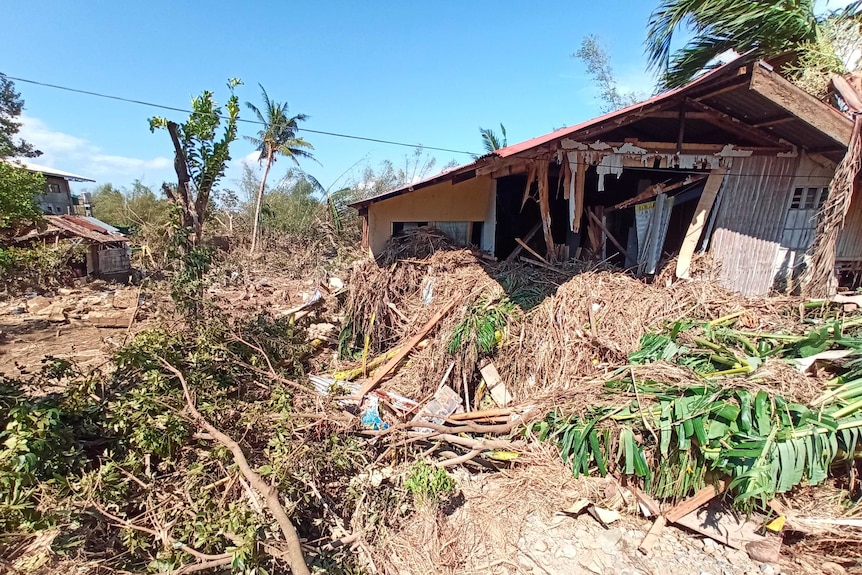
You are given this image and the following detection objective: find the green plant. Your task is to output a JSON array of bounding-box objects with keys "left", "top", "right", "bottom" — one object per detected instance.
[
  {"left": 404, "top": 461, "right": 455, "bottom": 504},
  {"left": 448, "top": 295, "right": 515, "bottom": 355},
  {"left": 536, "top": 315, "right": 862, "bottom": 512},
  {"left": 150, "top": 79, "right": 242, "bottom": 244},
  {"left": 0, "top": 241, "right": 87, "bottom": 293}
]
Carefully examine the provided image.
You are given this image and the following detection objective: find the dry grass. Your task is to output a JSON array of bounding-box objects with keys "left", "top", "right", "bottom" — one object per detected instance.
[{"left": 340, "top": 229, "right": 815, "bottom": 410}]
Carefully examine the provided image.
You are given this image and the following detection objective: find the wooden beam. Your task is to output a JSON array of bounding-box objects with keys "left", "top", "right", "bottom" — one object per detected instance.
[
  {"left": 602, "top": 141, "right": 791, "bottom": 155},
  {"left": 751, "top": 116, "right": 795, "bottom": 129},
  {"left": 692, "top": 78, "right": 750, "bottom": 102},
  {"left": 352, "top": 298, "right": 461, "bottom": 399},
  {"left": 587, "top": 210, "right": 629, "bottom": 259},
  {"left": 665, "top": 480, "right": 727, "bottom": 523},
  {"left": 476, "top": 158, "right": 530, "bottom": 178},
  {"left": 611, "top": 176, "right": 705, "bottom": 211},
  {"left": 572, "top": 99, "right": 684, "bottom": 141},
  {"left": 505, "top": 221, "right": 542, "bottom": 262},
  {"left": 676, "top": 103, "right": 686, "bottom": 154},
  {"left": 749, "top": 64, "right": 852, "bottom": 146},
  {"left": 684, "top": 98, "right": 791, "bottom": 149},
  {"left": 676, "top": 168, "right": 726, "bottom": 279},
  {"left": 647, "top": 111, "right": 713, "bottom": 120},
  {"left": 573, "top": 156, "right": 586, "bottom": 233},
  {"left": 515, "top": 237, "right": 552, "bottom": 266}
]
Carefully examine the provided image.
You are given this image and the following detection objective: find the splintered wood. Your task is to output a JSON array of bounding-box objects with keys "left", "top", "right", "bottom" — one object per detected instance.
[{"left": 353, "top": 297, "right": 460, "bottom": 398}]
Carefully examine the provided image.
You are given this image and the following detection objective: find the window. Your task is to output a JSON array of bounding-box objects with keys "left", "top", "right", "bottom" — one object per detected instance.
[
  {"left": 392, "top": 221, "right": 484, "bottom": 247},
  {"left": 47, "top": 182, "right": 62, "bottom": 195},
  {"left": 392, "top": 222, "right": 428, "bottom": 236},
  {"left": 790, "top": 187, "right": 828, "bottom": 210}
]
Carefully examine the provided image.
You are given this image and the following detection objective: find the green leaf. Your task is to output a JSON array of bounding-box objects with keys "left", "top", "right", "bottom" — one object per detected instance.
[
  {"left": 589, "top": 429, "right": 607, "bottom": 476},
  {"left": 755, "top": 391, "right": 772, "bottom": 436}
]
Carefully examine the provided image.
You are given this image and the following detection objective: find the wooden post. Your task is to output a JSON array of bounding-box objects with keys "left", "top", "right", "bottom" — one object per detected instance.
[
  {"left": 675, "top": 168, "right": 727, "bottom": 279},
  {"left": 573, "top": 156, "right": 586, "bottom": 233}
]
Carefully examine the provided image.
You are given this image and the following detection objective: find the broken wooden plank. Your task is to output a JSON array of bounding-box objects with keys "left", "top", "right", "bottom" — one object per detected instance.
[
  {"left": 587, "top": 210, "right": 629, "bottom": 260},
  {"left": 562, "top": 153, "right": 572, "bottom": 200},
  {"left": 536, "top": 161, "right": 555, "bottom": 263},
  {"left": 626, "top": 483, "right": 661, "bottom": 517},
  {"left": 665, "top": 481, "right": 726, "bottom": 523},
  {"left": 833, "top": 74, "right": 862, "bottom": 112},
  {"left": 521, "top": 161, "right": 537, "bottom": 209},
  {"left": 353, "top": 298, "right": 461, "bottom": 399},
  {"left": 612, "top": 177, "right": 705, "bottom": 211},
  {"left": 449, "top": 407, "right": 514, "bottom": 421},
  {"left": 505, "top": 221, "right": 542, "bottom": 262},
  {"left": 638, "top": 516, "right": 666, "bottom": 555},
  {"left": 675, "top": 498, "right": 765, "bottom": 551},
  {"left": 520, "top": 256, "right": 566, "bottom": 274},
  {"left": 515, "top": 237, "right": 552, "bottom": 266},
  {"left": 479, "top": 362, "right": 512, "bottom": 406},
  {"left": 675, "top": 168, "right": 727, "bottom": 279},
  {"left": 573, "top": 154, "right": 587, "bottom": 233}
]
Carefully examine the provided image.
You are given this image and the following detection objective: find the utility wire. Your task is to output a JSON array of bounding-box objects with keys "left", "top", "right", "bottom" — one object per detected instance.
[
  {"left": 4, "top": 75, "right": 841, "bottom": 179},
  {"left": 5, "top": 75, "right": 477, "bottom": 156}
]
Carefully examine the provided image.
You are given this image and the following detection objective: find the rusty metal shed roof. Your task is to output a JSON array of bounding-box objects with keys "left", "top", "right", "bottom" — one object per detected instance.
[
  {"left": 350, "top": 56, "right": 853, "bottom": 209},
  {"left": 14, "top": 215, "right": 127, "bottom": 244}
]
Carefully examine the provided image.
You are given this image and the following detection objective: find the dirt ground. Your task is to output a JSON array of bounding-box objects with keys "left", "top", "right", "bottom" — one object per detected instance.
[{"left": 0, "top": 285, "right": 148, "bottom": 378}]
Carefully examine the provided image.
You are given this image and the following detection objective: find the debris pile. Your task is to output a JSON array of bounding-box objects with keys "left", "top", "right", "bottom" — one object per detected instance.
[{"left": 328, "top": 229, "right": 862, "bottom": 572}]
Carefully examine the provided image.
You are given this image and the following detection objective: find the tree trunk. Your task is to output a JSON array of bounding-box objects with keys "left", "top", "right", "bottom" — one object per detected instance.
[
  {"left": 250, "top": 154, "right": 273, "bottom": 254},
  {"left": 165, "top": 122, "right": 199, "bottom": 244}
]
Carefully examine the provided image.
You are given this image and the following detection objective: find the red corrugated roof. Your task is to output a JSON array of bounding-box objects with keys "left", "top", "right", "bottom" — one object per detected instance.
[
  {"left": 14, "top": 215, "right": 128, "bottom": 244},
  {"left": 349, "top": 56, "right": 755, "bottom": 208}
]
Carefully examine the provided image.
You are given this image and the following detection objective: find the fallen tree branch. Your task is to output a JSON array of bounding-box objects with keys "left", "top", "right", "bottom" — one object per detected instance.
[
  {"left": 91, "top": 501, "right": 231, "bottom": 564},
  {"left": 160, "top": 360, "right": 311, "bottom": 575},
  {"left": 172, "top": 557, "right": 233, "bottom": 574},
  {"left": 436, "top": 449, "right": 483, "bottom": 468}
]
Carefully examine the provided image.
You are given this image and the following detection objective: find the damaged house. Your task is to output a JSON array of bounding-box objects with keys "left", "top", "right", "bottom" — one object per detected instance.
[
  {"left": 12, "top": 215, "right": 132, "bottom": 281},
  {"left": 351, "top": 56, "right": 856, "bottom": 296}
]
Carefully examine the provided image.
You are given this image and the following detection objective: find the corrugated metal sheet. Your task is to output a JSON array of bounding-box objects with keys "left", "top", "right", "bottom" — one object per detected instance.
[
  {"left": 14, "top": 215, "right": 127, "bottom": 244},
  {"left": 709, "top": 156, "right": 801, "bottom": 296},
  {"left": 837, "top": 188, "right": 862, "bottom": 261}
]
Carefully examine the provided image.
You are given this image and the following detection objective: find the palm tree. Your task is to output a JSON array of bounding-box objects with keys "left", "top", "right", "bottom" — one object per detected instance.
[
  {"left": 246, "top": 85, "right": 314, "bottom": 253},
  {"left": 646, "top": 0, "right": 862, "bottom": 88},
  {"left": 479, "top": 123, "right": 508, "bottom": 154}
]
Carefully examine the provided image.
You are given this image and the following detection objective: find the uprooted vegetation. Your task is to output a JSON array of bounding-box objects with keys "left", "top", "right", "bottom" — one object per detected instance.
[{"left": 4, "top": 229, "right": 862, "bottom": 574}]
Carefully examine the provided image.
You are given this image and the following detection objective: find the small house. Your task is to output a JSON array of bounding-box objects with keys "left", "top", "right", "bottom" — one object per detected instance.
[
  {"left": 17, "top": 161, "right": 96, "bottom": 216},
  {"left": 12, "top": 215, "right": 132, "bottom": 281},
  {"left": 351, "top": 56, "right": 856, "bottom": 296}
]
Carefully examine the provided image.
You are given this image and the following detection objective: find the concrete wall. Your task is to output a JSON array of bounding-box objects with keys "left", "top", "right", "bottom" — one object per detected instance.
[
  {"left": 367, "top": 176, "right": 495, "bottom": 254},
  {"left": 38, "top": 177, "right": 74, "bottom": 215},
  {"left": 98, "top": 246, "right": 131, "bottom": 274}
]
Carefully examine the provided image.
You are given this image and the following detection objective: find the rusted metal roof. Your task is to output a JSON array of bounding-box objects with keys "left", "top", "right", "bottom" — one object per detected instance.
[
  {"left": 350, "top": 55, "right": 852, "bottom": 209},
  {"left": 14, "top": 215, "right": 127, "bottom": 244}
]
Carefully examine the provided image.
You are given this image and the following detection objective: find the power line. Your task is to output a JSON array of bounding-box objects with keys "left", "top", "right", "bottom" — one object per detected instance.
[
  {"left": 4, "top": 75, "right": 842, "bottom": 180},
  {"left": 5, "top": 75, "right": 477, "bottom": 156}
]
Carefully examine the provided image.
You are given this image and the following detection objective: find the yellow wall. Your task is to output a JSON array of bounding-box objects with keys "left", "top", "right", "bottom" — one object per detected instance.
[{"left": 368, "top": 176, "right": 494, "bottom": 253}]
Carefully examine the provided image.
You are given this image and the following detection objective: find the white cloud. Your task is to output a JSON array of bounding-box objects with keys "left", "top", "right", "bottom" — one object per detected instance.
[
  {"left": 17, "top": 116, "right": 172, "bottom": 182},
  {"left": 232, "top": 150, "right": 261, "bottom": 170}
]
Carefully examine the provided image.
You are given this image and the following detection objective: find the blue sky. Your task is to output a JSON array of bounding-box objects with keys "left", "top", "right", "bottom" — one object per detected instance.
[{"left": 0, "top": 1, "right": 849, "bottom": 197}]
